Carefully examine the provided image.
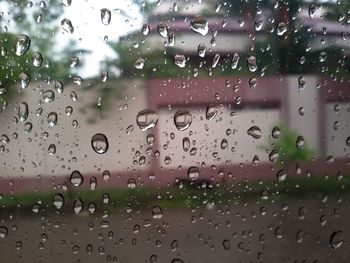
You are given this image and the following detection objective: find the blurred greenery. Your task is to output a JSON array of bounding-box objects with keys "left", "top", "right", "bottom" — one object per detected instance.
[
  {"left": 1, "top": 174, "right": 350, "bottom": 213},
  {"left": 262, "top": 123, "right": 314, "bottom": 167},
  {"left": 0, "top": 0, "right": 83, "bottom": 102}
]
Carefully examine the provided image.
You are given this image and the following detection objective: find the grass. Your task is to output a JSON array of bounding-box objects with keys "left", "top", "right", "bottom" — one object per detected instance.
[{"left": 1, "top": 175, "right": 350, "bottom": 213}]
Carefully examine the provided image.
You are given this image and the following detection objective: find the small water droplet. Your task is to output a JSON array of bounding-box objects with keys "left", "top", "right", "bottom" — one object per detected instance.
[
  {"left": 24, "top": 122, "right": 33, "bottom": 133},
  {"left": 53, "top": 193, "right": 64, "bottom": 209},
  {"left": 206, "top": 104, "right": 217, "bottom": 120},
  {"left": 296, "top": 136, "right": 305, "bottom": 150},
  {"left": 277, "top": 170, "right": 287, "bottom": 182},
  {"left": 19, "top": 72, "right": 31, "bottom": 89},
  {"left": 183, "top": 137, "right": 190, "bottom": 152},
  {"left": 91, "top": 133, "right": 109, "bottom": 154},
  {"left": 0, "top": 226, "right": 8, "bottom": 239},
  {"left": 73, "top": 199, "right": 83, "bottom": 214},
  {"left": 47, "top": 112, "right": 58, "bottom": 127},
  {"left": 329, "top": 231, "right": 344, "bottom": 249},
  {"left": 48, "top": 144, "right": 56, "bottom": 155},
  {"left": 127, "top": 178, "right": 137, "bottom": 189},
  {"left": 18, "top": 102, "right": 29, "bottom": 122},
  {"left": 231, "top": 52, "right": 240, "bottom": 69},
  {"left": 197, "top": 44, "right": 206, "bottom": 57},
  {"left": 152, "top": 206, "right": 163, "bottom": 219},
  {"left": 309, "top": 4, "right": 316, "bottom": 18},
  {"left": 247, "top": 56, "right": 257, "bottom": 72},
  {"left": 54, "top": 81, "right": 64, "bottom": 94},
  {"left": 32, "top": 52, "right": 43, "bottom": 67},
  {"left": 157, "top": 23, "right": 168, "bottom": 38},
  {"left": 277, "top": 22, "right": 287, "bottom": 36},
  {"left": 141, "top": 24, "right": 150, "bottom": 35},
  {"left": 174, "top": 54, "right": 186, "bottom": 68},
  {"left": 100, "top": 8, "right": 111, "bottom": 25},
  {"left": 188, "top": 166, "right": 199, "bottom": 180},
  {"left": 134, "top": 58, "right": 145, "bottom": 69},
  {"left": 43, "top": 90, "right": 55, "bottom": 103},
  {"left": 61, "top": 0, "right": 71, "bottom": 7}
]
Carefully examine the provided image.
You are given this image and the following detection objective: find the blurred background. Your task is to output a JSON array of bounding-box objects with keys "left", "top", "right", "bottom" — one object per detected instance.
[{"left": 0, "top": 0, "right": 350, "bottom": 262}]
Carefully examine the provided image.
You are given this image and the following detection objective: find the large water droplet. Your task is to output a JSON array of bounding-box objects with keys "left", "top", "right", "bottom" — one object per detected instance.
[
  {"left": 91, "top": 133, "right": 109, "bottom": 154},
  {"left": 70, "top": 170, "right": 83, "bottom": 187},
  {"left": 308, "top": 4, "right": 316, "bottom": 18},
  {"left": 18, "top": 102, "right": 29, "bottom": 122},
  {"left": 247, "top": 126, "right": 261, "bottom": 139},
  {"left": 174, "top": 110, "right": 192, "bottom": 131},
  {"left": 61, "top": 18, "right": 74, "bottom": 33},
  {"left": 190, "top": 18, "right": 209, "bottom": 36},
  {"left": 136, "top": 109, "right": 159, "bottom": 131},
  {"left": 14, "top": 34, "right": 31, "bottom": 56},
  {"left": 100, "top": 8, "right": 111, "bottom": 25}
]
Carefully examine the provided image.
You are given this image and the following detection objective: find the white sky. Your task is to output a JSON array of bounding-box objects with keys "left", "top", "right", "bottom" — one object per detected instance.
[{"left": 60, "top": 0, "right": 143, "bottom": 77}]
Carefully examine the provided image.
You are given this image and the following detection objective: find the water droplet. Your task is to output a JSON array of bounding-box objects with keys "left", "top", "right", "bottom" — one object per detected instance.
[
  {"left": 157, "top": 23, "right": 168, "bottom": 38},
  {"left": 88, "top": 202, "right": 96, "bottom": 214},
  {"left": 188, "top": 166, "right": 199, "bottom": 180},
  {"left": 70, "top": 91, "right": 77, "bottom": 102},
  {"left": 247, "top": 126, "right": 261, "bottom": 139},
  {"left": 296, "top": 136, "right": 305, "bottom": 150},
  {"left": 319, "top": 51, "right": 327, "bottom": 62},
  {"left": 48, "top": 144, "right": 56, "bottom": 155},
  {"left": 206, "top": 104, "right": 217, "bottom": 120},
  {"left": 249, "top": 77, "right": 257, "bottom": 89},
  {"left": 329, "top": 231, "right": 344, "bottom": 249},
  {"left": 90, "top": 177, "right": 97, "bottom": 190},
  {"left": 231, "top": 52, "right": 240, "bottom": 69},
  {"left": 54, "top": 81, "right": 64, "bottom": 94},
  {"left": 32, "top": 52, "right": 43, "bottom": 67},
  {"left": 101, "top": 70, "right": 108, "bottom": 82},
  {"left": 174, "top": 54, "right": 186, "bottom": 68},
  {"left": 127, "top": 178, "right": 136, "bottom": 189},
  {"left": 346, "top": 136, "right": 350, "bottom": 147},
  {"left": 221, "top": 139, "right": 228, "bottom": 150},
  {"left": 152, "top": 206, "right": 163, "bottom": 219},
  {"left": 171, "top": 259, "right": 184, "bottom": 263},
  {"left": 126, "top": 124, "right": 134, "bottom": 134},
  {"left": 298, "top": 76, "right": 306, "bottom": 90},
  {"left": 1, "top": 134, "right": 9, "bottom": 144},
  {"left": 61, "top": 18, "right": 74, "bottom": 33},
  {"left": 70, "top": 170, "right": 83, "bottom": 187},
  {"left": 136, "top": 109, "right": 159, "bottom": 131},
  {"left": 24, "top": 122, "right": 33, "bottom": 133},
  {"left": 70, "top": 56, "right": 79, "bottom": 67},
  {"left": 0, "top": 226, "right": 8, "bottom": 239},
  {"left": 53, "top": 193, "right": 64, "bottom": 209},
  {"left": 61, "top": 0, "right": 71, "bottom": 7},
  {"left": 254, "top": 20, "right": 263, "bottom": 31},
  {"left": 134, "top": 58, "right": 145, "bottom": 69},
  {"left": 43, "top": 90, "right": 55, "bottom": 103},
  {"left": 141, "top": 24, "right": 150, "bottom": 35},
  {"left": 190, "top": 18, "right": 209, "bottom": 36},
  {"left": 183, "top": 137, "right": 190, "bottom": 152},
  {"left": 174, "top": 110, "right": 192, "bottom": 131},
  {"left": 197, "top": 44, "right": 206, "bottom": 57},
  {"left": 100, "top": 8, "right": 111, "bottom": 25},
  {"left": 277, "top": 22, "right": 287, "bottom": 36},
  {"left": 277, "top": 170, "right": 287, "bottom": 182},
  {"left": 14, "top": 34, "right": 31, "bottom": 56},
  {"left": 73, "top": 199, "right": 83, "bottom": 214},
  {"left": 18, "top": 102, "right": 29, "bottom": 122},
  {"left": 272, "top": 126, "right": 281, "bottom": 139},
  {"left": 47, "top": 112, "right": 58, "bottom": 127},
  {"left": 223, "top": 239, "right": 230, "bottom": 250},
  {"left": 91, "top": 133, "right": 109, "bottom": 154},
  {"left": 65, "top": 106, "right": 73, "bottom": 116},
  {"left": 247, "top": 56, "right": 257, "bottom": 72},
  {"left": 19, "top": 72, "right": 31, "bottom": 89},
  {"left": 171, "top": 240, "right": 178, "bottom": 251},
  {"left": 211, "top": 54, "right": 220, "bottom": 68},
  {"left": 309, "top": 4, "right": 316, "bottom": 18}
]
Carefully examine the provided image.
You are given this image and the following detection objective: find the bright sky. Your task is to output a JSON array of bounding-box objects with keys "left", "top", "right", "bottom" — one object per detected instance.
[{"left": 61, "top": 0, "right": 143, "bottom": 78}]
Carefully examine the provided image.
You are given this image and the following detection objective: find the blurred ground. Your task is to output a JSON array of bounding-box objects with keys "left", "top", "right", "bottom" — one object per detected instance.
[{"left": 0, "top": 195, "right": 349, "bottom": 263}]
